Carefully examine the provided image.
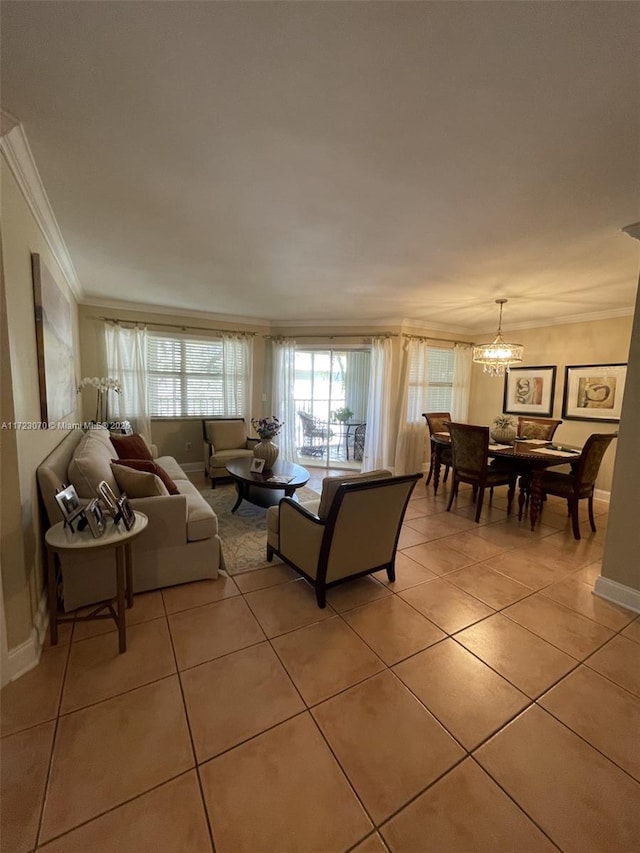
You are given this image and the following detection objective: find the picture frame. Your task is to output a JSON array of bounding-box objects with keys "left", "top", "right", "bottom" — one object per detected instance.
[
  {"left": 250, "top": 457, "right": 266, "bottom": 473},
  {"left": 97, "top": 479, "right": 119, "bottom": 516},
  {"left": 32, "top": 253, "right": 75, "bottom": 424},
  {"left": 84, "top": 498, "right": 106, "bottom": 538},
  {"left": 562, "top": 363, "right": 627, "bottom": 422},
  {"left": 115, "top": 493, "right": 136, "bottom": 531},
  {"left": 503, "top": 365, "right": 557, "bottom": 417},
  {"left": 54, "top": 484, "right": 83, "bottom": 527}
]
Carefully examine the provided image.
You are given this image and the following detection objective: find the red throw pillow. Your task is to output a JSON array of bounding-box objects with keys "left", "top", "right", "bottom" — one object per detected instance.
[
  {"left": 111, "top": 433, "right": 153, "bottom": 461},
  {"left": 112, "top": 459, "right": 180, "bottom": 495}
]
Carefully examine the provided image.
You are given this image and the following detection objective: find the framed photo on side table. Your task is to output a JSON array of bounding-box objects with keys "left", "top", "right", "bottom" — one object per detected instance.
[
  {"left": 562, "top": 363, "right": 627, "bottom": 422},
  {"left": 503, "top": 366, "right": 557, "bottom": 417},
  {"left": 54, "top": 484, "right": 84, "bottom": 529},
  {"left": 116, "top": 493, "right": 136, "bottom": 531},
  {"left": 250, "top": 458, "right": 266, "bottom": 473},
  {"left": 85, "top": 498, "right": 106, "bottom": 538}
]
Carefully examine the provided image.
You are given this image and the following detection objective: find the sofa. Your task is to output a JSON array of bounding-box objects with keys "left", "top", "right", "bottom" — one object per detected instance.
[
  {"left": 37, "top": 426, "right": 222, "bottom": 611},
  {"left": 203, "top": 418, "right": 258, "bottom": 486}
]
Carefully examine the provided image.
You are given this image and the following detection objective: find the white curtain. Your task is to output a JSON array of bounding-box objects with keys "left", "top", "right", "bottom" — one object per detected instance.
[
  {"left": 272, "top": 338, "right": 299, "bottom": 463},
  {"left": 452, "top": 342, "right": 472, "bottom": 421},
  {"left": 394, "top": 338, "right": 430, "bottom": 475},
  {"left": 105, "top": 323, "right": 151, "bottom": 438},
  {"left": 345, "top": 350, "right": 370, "bottom": 422},
  {"left": 362, "top": 336, "right": 394, "bottom": 472},
  {"left": 222, "top": 333, "right": 253, "bottom": 419}
]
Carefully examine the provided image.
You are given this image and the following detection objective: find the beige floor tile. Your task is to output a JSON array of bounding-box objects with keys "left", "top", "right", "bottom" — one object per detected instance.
[
  {"left": 585, "top": 634, "right": 640, "bottom": 697},
  {"left": 374, "top": 551, "right": 438, "bottom": 590},
  {"left": 570, "top": 560, "right": 603, "bottom": 585},
  {"left": 271, "top": 616, "right": 385, "bottom": 705},
  {"left": 482, "top": 549, "right": 568, "bottom": 590},
  {"left": 40, "top": 676, "right": 193, "bottom": 843},
  {"left": 60, "top": 618, "right": 176, "bottom": 714},
  {"left": 503, "top": 594, "right": 614, "bottom": 659},
  {"left": 443, "top": 530, "right": 507, "bottom": 562},
  {"left": 393, "top": 640, "right": 529, "bottom": 750},
  {"left": 344, "top": 596, "right": 445, "bottom": 666},
  {"left": 455, "top": 613, "right": 577, "bottom": 698},
  {"left": 446, "top": 564, "right": 533, "bottom": 609},
  {"left": 325, "top": 576, "right": 392, "bottom": 612},
  {"left": 403, "top": 499, "right": 430, "bottom": 520},
  {"left": 0, "top": 645, "right": 68, "bottom": 737},
  {"left": 72, "top": 590, "right": 166, "bottom": 641},
  {"left": 541, "top": 577, "right": 636, "bottom": 631},
  {"left": 381, "top": 758, "right": 556, "bottom": 852},
  {"left": 520, "top": 535, "right": 604, "bottom": 572},
  {"left": 622, "top": 618, "right": 640, "bottom": 645},
  {"left": 161, "top": 574, "right": 240, "bottom": 614},
  {"left": 0, "top": 721, "right": 55, "bottom": 853},
  {"left": 399, "top": 539, "right": 476, "bottom": 576},
  {"left": 351, "top": 833, "right": 389, "bottom": 853},
  {"left": 399, "top": 578, "right": 494, "bottom": 634},
  {"left": 473, "top": 523, "right": 543, "bottom": 551},
  {"left": 37, "top": 772, "right": 212, "bottom": 852},
  {"left": 312, "top": 671, "right": 464, "bottom": 824},
  {"left": 404, "top": 512, "right": 478, "bottom": 540},
  {"left": 475, "top": 705, "right": 640, "bottom": 852},
  {"left": 397, "top": 526, "right": 431, "bottom": 549},
  {"left": 199, "top": 713, "right": 372, "bottom": 852},
  {"left": 181, "top": 642, "right": 305, "bottom": 762},
  {"left": 244, "top": 578, "right": 334, "bottom": 638},
  {"left": 539, "top": 666, "right": 640, "bottom": 782},
  {"left": 232, "top": 563, "right": 298, "bottom": 593},
  {"left": 168, "top": 596, "right": 265, "bottom": 670}
]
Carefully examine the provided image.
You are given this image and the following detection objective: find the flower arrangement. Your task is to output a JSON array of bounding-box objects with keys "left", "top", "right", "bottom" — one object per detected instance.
[
  {"left": 77, "top": 377, "right": 121, "bottom": 423},
  {"left": 492, "top": 414, "right": 515, "bottom": 428},
  {"left": 331, "top": 406, "right": 354, "bottom": 423},
  {"left": 251, "top": 416, "right": 283, "bottom": 441}
]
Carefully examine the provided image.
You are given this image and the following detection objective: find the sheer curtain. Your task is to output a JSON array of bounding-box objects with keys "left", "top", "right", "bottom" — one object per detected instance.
[
  {"left": 452, "top": 343, "right": 472, "bottom": 421},
  {"left": 272, "top": 338, "right": 299, "bottom": 463},
  {"left": 394, "top": 337, "right": 430, "bottom": 475},
  {"left": 222, "top": 333, "right": 253, "bottom": 419},
  {"left": 345, "top": 350, "right": 370, "bottom": 422},
  {"left": 105, "top": 323, "right": 151, "bottom": 438},
  {"left": 362, "top": 336, "right": 394, "bottom": 472}
]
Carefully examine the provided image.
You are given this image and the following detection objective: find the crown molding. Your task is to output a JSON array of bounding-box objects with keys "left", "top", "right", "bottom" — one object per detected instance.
[
  {"left": 472, "top": 306, "right": 635, "bottom": 335},
  {"left": 0, "top": 118, "right": 83, "bottom": 299}
]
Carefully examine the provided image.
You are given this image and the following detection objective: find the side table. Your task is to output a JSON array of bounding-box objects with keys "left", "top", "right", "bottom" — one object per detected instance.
[{"left": 45, "top": 511, "right": 148, "bottom": 653}]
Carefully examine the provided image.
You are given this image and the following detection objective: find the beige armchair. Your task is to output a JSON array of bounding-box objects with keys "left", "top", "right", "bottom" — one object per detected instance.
[
  {"left": 266, "top": 469, "right": 422, "bottom": 607},
  {"left": 203, "top": 418, "right": 258, "bottom": 487}
]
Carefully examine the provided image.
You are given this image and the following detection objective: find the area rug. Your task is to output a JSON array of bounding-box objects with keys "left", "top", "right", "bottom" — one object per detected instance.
[{"left": 200, "top": 483, "right": 320, "bottom": 575}]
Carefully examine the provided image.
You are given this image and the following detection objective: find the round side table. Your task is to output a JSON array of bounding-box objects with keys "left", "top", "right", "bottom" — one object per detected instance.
[{"left": 45, "top": 511, "right": 148, "bottom": 653}]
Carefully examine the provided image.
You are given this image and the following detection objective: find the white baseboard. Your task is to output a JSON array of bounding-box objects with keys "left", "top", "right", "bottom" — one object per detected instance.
[
  {"left": 593, "top": 576, "right": 640, "bottom": 615},
  {"left": 180, "top": 461, "right": 204, "bottom": 474},
  {"left": 594, "top": 488, "right": 611, "bottom": 503},
  {"left": 6, "top": 591, "right": 48, "bottom": 682}
]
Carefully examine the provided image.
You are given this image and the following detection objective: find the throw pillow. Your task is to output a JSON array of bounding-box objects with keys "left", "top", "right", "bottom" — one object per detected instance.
[
  {"left": 68, "top": 432, "right": 121, "bottom": 498},
  {"left": 112, "top": 459, "right": 180, "bottom": 495},
  {"left": 110, "top": 463, "right": 169, "bottom": 498},
  {"left": 110, "top": 433, "right": 154, "bottom": 461}
]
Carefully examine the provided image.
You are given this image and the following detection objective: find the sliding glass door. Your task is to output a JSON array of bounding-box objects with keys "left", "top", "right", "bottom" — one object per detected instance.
[{"left": 294, "top": 348, "right": 370, "bottom": 469}]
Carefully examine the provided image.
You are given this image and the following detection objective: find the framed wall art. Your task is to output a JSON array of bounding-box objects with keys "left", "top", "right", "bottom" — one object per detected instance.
[
  {"left": 32, "top": 253, "right": 75, "bottom": 424},
  {"left": 562, "top": 363, "right": 627, "bottom": 422},
  {"left": 503, "top": 365, "right": 557, "bottom": 417}
]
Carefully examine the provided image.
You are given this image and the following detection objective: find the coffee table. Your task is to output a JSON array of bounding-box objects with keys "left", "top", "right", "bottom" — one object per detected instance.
[{"left": 226, "top": 458, "right": 310, "bottom": 513}]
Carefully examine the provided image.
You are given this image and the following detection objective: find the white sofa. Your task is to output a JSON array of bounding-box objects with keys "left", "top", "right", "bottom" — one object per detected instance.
[{"left": 37, "top": 427, "right": 222, "bottom": 611}]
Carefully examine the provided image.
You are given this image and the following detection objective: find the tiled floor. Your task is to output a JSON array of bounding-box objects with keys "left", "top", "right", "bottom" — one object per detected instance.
[{"left": 2, "top": 471, "right": 640, "bottom": 852}]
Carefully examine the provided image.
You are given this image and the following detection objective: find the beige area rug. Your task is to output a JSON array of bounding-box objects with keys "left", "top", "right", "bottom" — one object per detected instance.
[{"left": 200, "top": 483, "right": 320, "bottom": 575}]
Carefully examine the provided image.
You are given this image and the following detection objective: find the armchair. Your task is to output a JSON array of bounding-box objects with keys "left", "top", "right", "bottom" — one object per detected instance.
[
  {"left": 203, "top": 418, "right": 257, "bottom": 487},
  {"left": 266, "top": 469, "right": 422, "bottom": 607}
]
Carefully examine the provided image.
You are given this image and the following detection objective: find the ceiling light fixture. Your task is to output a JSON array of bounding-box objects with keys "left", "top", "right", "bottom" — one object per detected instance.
[{"left": 472, "top": 299, "right": 524, "bottom": 377}]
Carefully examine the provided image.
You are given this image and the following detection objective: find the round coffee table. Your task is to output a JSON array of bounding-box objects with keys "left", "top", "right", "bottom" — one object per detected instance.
[{"left": 225, "top": 458, "right": 310, "bottom": 513}]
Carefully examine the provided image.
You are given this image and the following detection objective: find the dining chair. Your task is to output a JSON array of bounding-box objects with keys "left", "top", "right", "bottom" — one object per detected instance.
[
  {"left": 531, "top": 432, "right": 618, "bottom": 539},
  {"left": 446, "top": 422, "right": 517, "bottom": 522},
  {"left": 422, "top": 412, "right": 452, "bottom": 488},
  {"left": 516, "top": 417, "right": 563, "bottom": 440}
]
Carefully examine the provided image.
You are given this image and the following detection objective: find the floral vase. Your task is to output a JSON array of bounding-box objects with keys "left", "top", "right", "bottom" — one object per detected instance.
[
  {"left": 253, "top": 439, "right": 279, "bottom": 469},
  {"left": 490, "top": 426, "right": 517, "bottom": 444}
]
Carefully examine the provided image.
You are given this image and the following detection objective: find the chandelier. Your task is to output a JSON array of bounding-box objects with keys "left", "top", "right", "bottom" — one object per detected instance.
[{"left": 472, "top": 299, "right": 524, "bottom": 377}]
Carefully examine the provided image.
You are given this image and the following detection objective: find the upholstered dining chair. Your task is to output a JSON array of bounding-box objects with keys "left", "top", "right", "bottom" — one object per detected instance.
[
  {"left": 530, "top": 432, "right": 617, "bottom": 540},
  {"left": 422, "top": 412, "right": 452, "bottom": 488},
  {"left": 516, "top": 417, "right": 563, "bottom": 440},
  {"left": 266, "top": 469, "right": 422, "bottom": 607},
  {"left": 446, "top": 422, "right": 517, "bottom": 522}
]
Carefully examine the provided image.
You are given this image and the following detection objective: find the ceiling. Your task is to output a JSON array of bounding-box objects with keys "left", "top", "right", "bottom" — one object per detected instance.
[{"left": 1, "top": 1, "right": 639, "bottom": 333}]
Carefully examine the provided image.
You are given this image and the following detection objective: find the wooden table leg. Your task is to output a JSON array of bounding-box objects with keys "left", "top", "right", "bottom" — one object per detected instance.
[
  {"left": 530, "top": 471, "right": 544, "bottom": 531},
  {"left": 124, "top": 542, "right": 134, "bottom": 609},
  {"left": 115, "top": 545, "right": 127, "bottom": 653},
  {"left": 230, "top": 479, "right": 245, "bottom": 513},
  {"left": 47, "top": 546, "right": 58, "bottom": 646}
]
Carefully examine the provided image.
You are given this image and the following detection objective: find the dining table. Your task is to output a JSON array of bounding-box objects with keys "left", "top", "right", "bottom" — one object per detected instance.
[{"left": 429, "top": 432, "right": 582, "bottom": 522}]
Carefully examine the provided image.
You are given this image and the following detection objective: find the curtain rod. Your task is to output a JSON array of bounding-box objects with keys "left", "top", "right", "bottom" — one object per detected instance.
[
  {"left": 265, "top": 332, "right": 398, "bottom": 340},
  {"left": 403, "top": 333, "right": 473, "bottom": 346},
  {"left": 99, "top": 316, "right": 258, "bottom": 336}
]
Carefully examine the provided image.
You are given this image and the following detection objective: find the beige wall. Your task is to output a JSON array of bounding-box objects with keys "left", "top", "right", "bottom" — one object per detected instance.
[
  {"left": 1, "top": 155, "right": 81, "bottom": 650},
  {"left": 469, "top": 315, "right": 632, "bottom": 493}
]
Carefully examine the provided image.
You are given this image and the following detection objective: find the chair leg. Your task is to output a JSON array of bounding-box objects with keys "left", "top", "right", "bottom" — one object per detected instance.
[
  {"left": 443, "top": 464, "right": 450, "bottom": 484},
  {"left": 475, "top": 487, "right": 485, "bottom": 523},
  {"left": 266, "top": 544, "right": 274, "bottom": 563},
  {"left": 570, "top": 499, "right": 581, "bottom": 540},
  {"left": 315, "top": 585, "right": 326, "bottom": 609},
  {"left": 386, "top": 562, "right": 396, "bottom": 582},
  {"left": 506, "top": 479, "right": 515, "bottom": 516},
  {"left": 425, "top": 458, "right": 434, "bottom": 487},
  {"left": 210, "top": 478, "right": 216, "bottom": 489},
  {"left": 588, "top": 496, "right": 597, "bottom": 533},
  {"left": 446, "top": 480, "right": 458, "bottom": 512}
]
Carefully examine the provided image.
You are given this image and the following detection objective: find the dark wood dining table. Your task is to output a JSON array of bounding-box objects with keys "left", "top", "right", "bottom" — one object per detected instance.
[{"left": 429, "top": 432, "right": 582, "bottom": 522}]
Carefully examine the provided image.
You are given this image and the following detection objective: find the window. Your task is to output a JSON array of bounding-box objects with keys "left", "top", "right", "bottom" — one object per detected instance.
[
  {"left": 406, "top": 345, "right": 455, "bottom": 416},
  {"left": 147, "top": 333, "right": 251, "bottom": 417}
]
